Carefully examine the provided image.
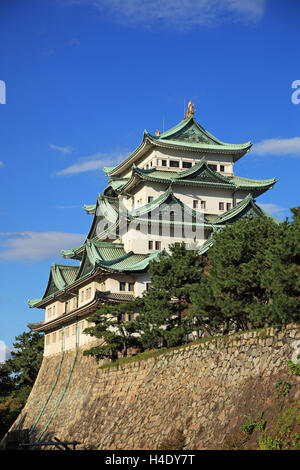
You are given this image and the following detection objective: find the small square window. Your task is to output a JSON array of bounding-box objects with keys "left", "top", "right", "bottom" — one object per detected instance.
[
  {"left": 161, "top": 160, "right": 167, "bottom": 166},
  {"left": 220, "top": 165, "right": 225, "bottom": 172},
  {"left": 193, "top": 200, "right": 199, "bottom": 209},
  {"left": 148, "top": 196, "right": 154, "bottom": 203},
  {"left": 182, "top": 161, "right": 192, "bottom": 168},
  {"left": 226, "top": 203, "right": 232, "bottom": 211},
  {"left": 170, "top": 160, "right": 179, "bottom": 168},
  {"left": 120, "top": 282, "right": 126, "bottom": 291},
  {"left": 219, "top": 202, "right": 225, "bottom": 211}
]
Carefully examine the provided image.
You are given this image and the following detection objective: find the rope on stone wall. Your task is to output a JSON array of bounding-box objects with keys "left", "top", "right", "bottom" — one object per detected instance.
[
  {"left": 37, "top": 322, "right": 80, "bottom": 442},
  {"left": 29, "top": 326, "right": 66, "bottom": 436}
]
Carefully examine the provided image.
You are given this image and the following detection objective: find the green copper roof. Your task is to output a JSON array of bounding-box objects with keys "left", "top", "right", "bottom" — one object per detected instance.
[
  {"left": 83, "top": 204, "right": 96, "bottom": 214},
  {"left": 229, "top": 175, "right": 276, "bottom": 189},
  {"left": 147, "top": 116, "right": 252, "bottom": 151},
  {"left": 197, "top": 196, "right": 281, "bottom": 255},
  {"left": 28, "top": 298, "right": 43, "bottom": 308},
  {"left": 118, "top": 159, "right": 275, "bottom": 196},
  {"left": 213, "top": 194, "right": 265, "bottom": 225},
  {"left": 28, "top": 264, "right": 80, "bottom": 307},
  {"left": 105, "top": 115, "right": 252, "bottom": 177},
  {"left": 29, "top": 240, "right": 164, "bottom": 307}
]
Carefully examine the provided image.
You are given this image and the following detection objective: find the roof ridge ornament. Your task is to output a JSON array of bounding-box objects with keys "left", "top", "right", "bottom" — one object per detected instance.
[{"left": 184, "top": 100, "right": 195, "bottom": 119}]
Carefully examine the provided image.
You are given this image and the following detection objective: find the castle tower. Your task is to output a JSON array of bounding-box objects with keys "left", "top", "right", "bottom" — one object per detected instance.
[{"left": 28, "top": 104, "right": 276, "bottom": 356}]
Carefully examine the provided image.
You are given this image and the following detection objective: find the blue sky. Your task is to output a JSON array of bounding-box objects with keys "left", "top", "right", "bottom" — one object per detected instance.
[{"left": 0, "top": 0, "right": 300, "bottom": 353}]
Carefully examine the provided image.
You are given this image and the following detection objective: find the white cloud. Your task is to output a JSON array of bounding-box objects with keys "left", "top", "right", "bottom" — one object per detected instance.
[
  {"left": 56, "top": 151, "right": 126, "bottom": 176},
  {"left": 259, "top": 203, "right": 287, "bottom": 219},
  {"left": 0, "top": 341, "right": 14, "bottom": 363},
  {"left": 0, "top": 232, "right": 86, "bottom": 262},
  {"left": 252, "top": 137, "right": 300, "bottom": 157},
  {"left": 49, "top": 144, "right": 74, "bottom": 155},
  {"left": 67, "top": 0, "right": 266, "bottom": 27}
]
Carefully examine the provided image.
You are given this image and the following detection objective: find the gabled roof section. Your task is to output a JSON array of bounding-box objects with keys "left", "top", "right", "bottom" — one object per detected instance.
[
  {"left": 28, "top": 264, "right": 79, "bottom": 306},
  {"left": 213, "top": 194, "right": 266, "bottom": 225},
  {"left": 118, "top": 159, "right": 276, "bottom": 196},
  {"left": 148, "top": 116, "right": 251, "bottom": 151},
  {"left": 198, "top": 196, "right": 281, "bottom": 255},
  {"left": 84, "top": 194, "right": 119, "bottom": 242},
  {"left": 127, "top": 185, "right": 209, "bottom": 224},
  {"left": 105, "top": 115, "right": 252, "bottom": 177},
  {"left": 28, "top": 243, "right": 166, "bottom": 308}
]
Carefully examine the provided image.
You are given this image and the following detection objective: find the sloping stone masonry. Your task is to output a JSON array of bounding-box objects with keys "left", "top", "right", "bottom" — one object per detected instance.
[{"left": 5, "top": 324, "right": 300, "bottom": 449}]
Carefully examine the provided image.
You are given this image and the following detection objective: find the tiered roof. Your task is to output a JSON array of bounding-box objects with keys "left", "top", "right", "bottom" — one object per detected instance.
[
  {"left": 104, "top": 159, "right": 275, "bottom": 197},
  {"left": 28, "top": 110, "right": 277, "bottom": 315},
  {"left": 28, "top": 241, "right": 163, "bottom": 308},
  {"left": 103, "top": 115, "right": 252, "bottom": 177}
]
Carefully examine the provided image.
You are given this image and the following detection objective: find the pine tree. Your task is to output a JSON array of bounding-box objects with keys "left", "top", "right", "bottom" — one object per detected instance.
[{"left": 83, "top": 302, "right": 140, "bottom": 361}]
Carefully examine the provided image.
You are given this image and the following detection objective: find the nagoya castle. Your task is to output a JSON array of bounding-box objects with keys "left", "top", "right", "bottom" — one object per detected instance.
[{"left": 28, "top": 102, "right": 276, "bottom": 356}]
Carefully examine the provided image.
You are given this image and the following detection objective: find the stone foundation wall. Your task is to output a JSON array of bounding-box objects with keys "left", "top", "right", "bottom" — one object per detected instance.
[{"left": 6, "top": 324, "right": 300, "bottom": 449}]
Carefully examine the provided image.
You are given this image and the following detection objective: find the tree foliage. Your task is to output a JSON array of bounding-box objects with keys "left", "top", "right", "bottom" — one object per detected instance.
[
  {"left": 0, "top": 331, "right": 44, "bottom": 439},
  {"left": 83, "top": 302, "right": 139, "bottom": 361},
  {"left": 84, "top": 209, "right": 300, "bottom": 361}
]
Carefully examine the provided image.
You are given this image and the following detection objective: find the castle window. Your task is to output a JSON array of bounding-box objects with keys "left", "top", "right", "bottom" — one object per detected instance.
[
  {"left": 226, "top": 202, "right": 232, "bottom": 211},
  {"left": 219, "top": 202, "right": 225, "bottom": 211},
  {"left": 148, "top": 240, "right": 153, "bottom": 250},
  {"left": 208, "top": 164, "right": 217, "bottom": 171},
  {"left": 120, "top": 282, "right": 126, "bottom": 291},
  {"left": 146, "top": 282, "right": 151, "bottom": 291},
  {"left": 46, "top": 334, "right": 50, "bottom": 346},
  {"left": 201, "top": 201, "right": 206, "bottom": 210},
  {"left": 193, "top": 200, "right": 199, "bottom": 209},
  {"left": 148, "top": 196, "right": 154, "bottom": 203},
  {"left": 128, "top": 282, "right": 135, "bottom": 292},
  {"left": 155, "top": 241, "right": 161, "bottom": 250},
  {"left": 161, "top": 160, "right": 167, "bottom": 166},
  {"left": 80, "top": 291, "right": 84, "bottom": 302},
  {"left": 72, "top": 324, "right": 77, "bottom": 336},
  {"left": 85, "top": 287, "right": 91, "bottom": 300},
  {"left": 182, "top": 161, "right": 192, "bottom": 168},
  {"left": 170, "top": 160, "right": 179, "bottom": 168},
  {"left": 220, "top": 165, "right": 225, "bottom": 172},
  {"left": 128, "top": 314, "right": 134, "bottom": 322}
]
